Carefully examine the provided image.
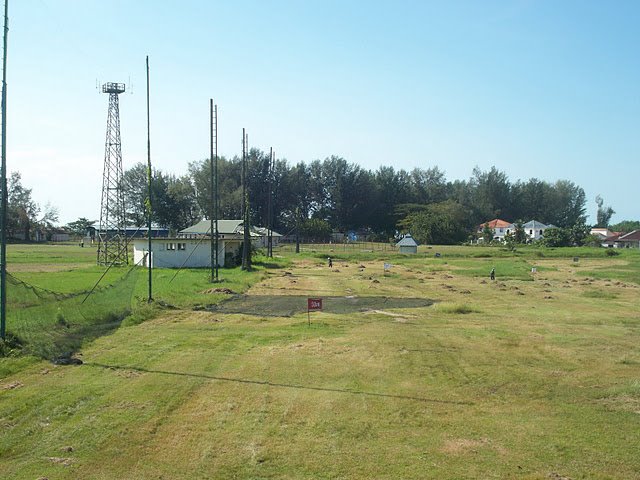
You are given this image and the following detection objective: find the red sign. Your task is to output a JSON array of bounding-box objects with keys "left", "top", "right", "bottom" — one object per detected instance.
[{"left": 307, "top": 298, "right": 323, "bottom": 311}]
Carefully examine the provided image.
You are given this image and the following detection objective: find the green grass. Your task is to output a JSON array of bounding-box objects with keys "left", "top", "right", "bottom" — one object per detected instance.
[
  {"left": 1, "top": 243, "right": 639, "bottom": 478},
  {"left": 2, "top": 245, "right": 284, "bottom": 360},
  {"left": 582, "top": 289, "right": 619, "bottom": 300}
]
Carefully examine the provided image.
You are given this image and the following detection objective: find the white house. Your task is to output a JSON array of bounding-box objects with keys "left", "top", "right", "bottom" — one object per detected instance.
[
  {"left": 178, "top": 219, "right": 244, "bottom": 238},
  {"left": 523, "top": 220, "right": 551, "bottom": 241},
  {"left": 590, "top": 227, "right": 615, "bottom": 240},
  {"left": 133, "top": 219, "right": 249, "bottom": 268},
  {"left": 132, "top": 237, "right": 241, "bottom": 268},
  {"left": 178, "top": 219, "right": 278, "bottom": 247},
  {"left": 478, "top": 219, "right": 514, "bottom": 242},
  {"left": 252, "top": 227, "right": 283, "bottom": 248}
]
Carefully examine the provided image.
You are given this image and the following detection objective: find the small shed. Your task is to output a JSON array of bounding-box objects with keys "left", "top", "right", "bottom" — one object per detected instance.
[{"left": 396, "top": 234, "right": 418, "bottom": 254}]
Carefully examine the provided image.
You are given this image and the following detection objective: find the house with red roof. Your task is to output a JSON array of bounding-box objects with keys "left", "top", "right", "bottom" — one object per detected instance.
[
  {"left": 477, "top": 219, "right": 514, "bottom": 242},
  {"left": 602, "top": 232, "right": 623, "bottom": 248},
  {"left": 615, "top": 230, "right": 640, "bottom": 249}
]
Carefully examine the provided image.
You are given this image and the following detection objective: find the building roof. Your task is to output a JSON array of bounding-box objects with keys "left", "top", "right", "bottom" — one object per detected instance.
[
  {"left": 180, "top": 219, "right": 244, "bottom": 235},
  {"left": 252, "top": 227, "right": 283, "bottom": 237},
  {"left": 523, "top": 220, "right": 547, "bottom": 229},
  {"left": 590, "top": 227, "right": 614, "bottom": 239},
  {"left": 603, "top": 233, "right": 622, "bottom": 244},
  {"left": 617, "top": 230, "right": 640, "bottom": 242},
  {"left": 396, "top": 234, "right": 418, "bottom": 247},
  {"left": 479, "top": 219, "right": 513, "bottom": 229}
]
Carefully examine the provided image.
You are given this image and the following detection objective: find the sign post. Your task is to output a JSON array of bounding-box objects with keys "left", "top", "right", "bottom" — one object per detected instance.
[{"left": 307, "top": 297, "right": 322, "bottom": 326}]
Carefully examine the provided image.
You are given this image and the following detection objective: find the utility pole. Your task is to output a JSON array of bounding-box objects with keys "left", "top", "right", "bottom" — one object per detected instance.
[
  {"left": 267, "top": 147, "right": 274, "bottom": 258},
  {"left": 210, "top": 99, "right": 219, "bottom": 282},
  {"left": 295, "top": 207, "right": 300, "bottom": 254},
  {"left": 0, "top": 0, "right": 8, "bottom": 340},
  {"left": 241, "top": 129, "right": 251, "bottom": 271},
  {"left": 146, "top": 56, "right": 152, "bottom": 302}
]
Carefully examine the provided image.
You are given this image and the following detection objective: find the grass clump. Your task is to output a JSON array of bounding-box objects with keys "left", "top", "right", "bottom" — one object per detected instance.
[
  {"left": 582, "top": 289, "right": 618, "bottom": 300},
  {"left": 436, "top": 302, "right": 479, "bottom": 314}
]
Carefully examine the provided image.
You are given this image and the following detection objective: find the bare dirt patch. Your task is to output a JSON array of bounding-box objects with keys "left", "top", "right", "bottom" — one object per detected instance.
[
  {"left": 440, "top": 437, "right": 506, "bottom": 455},
  {"left": 204, "top": 294, "right": 433, "bottom": 317},
  {"left": 1, "top": 381, "right": 24, "bottom": 390},
  {"left": 201, "top": 287, "right": 237, "bottom": 294}
]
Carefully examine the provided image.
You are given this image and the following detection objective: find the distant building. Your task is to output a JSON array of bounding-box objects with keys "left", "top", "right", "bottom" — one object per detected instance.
[
  {"left": 178, "top": 219, "right": 279, "bottom": 247},
  {"left": 478, "top": 219, "right": 514, "bottom": 242},
  {"left": 590, "top": 227, "right": 615, "bottom": 240},
  {"left": 133, "top": 219, "right": 280, "bottom": 268},
  {"left": 251, "top": 227, "right": 283, "bottom": 248},
  {"left": 132, "top": 237, "right": 242, "bottom": 268},
  {"left": 523, "top": 220, "right": 552, "bottom": 241},
  {"left": 133, "top": 220, "right": 248, "bottom": 268},
  {"left": 615, "top": 230, "right": 640, "bottom": 249},
  {"left": 396, "top": 234, "right": 418, "bottom": 254},
  {"left": 602, "top": 232, "right": 623, "bottom": 248},
  {"left": 178, "top": 219, "right": 244, "bottom": 238}
]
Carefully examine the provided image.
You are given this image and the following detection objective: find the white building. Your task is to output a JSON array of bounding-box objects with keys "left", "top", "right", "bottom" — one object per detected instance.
[
  {"left": 251, "top": 227, "right": 283, "bottom": 248},
  {"left": 133, "top": 219, "right": 248, "bottom": 268},
  {"left": 478, "top": 219, "right": 514, "bottom": 242},
  {"left": 132, "top": 237, "right": 241, "bottom": 268},
  {"left": 523, "top": 220, "right": 550, "bottom": 241}
]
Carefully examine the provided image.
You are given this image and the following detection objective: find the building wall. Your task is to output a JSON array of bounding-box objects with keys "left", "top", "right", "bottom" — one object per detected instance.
[
  {"left": 255, "top": 235, "right": 282, "bottom": 248},
  {"left": 398, "top": 245, "right": 417, "bottom": 254},
  {"left": 526, "top": 228, "right": 545, "bottom": 241},
  {"left": 133, "top": 239, "right": 240, "bottom": 268}
]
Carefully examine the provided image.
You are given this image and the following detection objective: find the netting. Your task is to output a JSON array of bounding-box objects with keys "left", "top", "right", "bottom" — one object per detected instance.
[
  {"left": 205, "top": 294, "right": 433, "bottom": 317},
  {"left": 5, "top": 267, "right": 139, "bottom": 360}
]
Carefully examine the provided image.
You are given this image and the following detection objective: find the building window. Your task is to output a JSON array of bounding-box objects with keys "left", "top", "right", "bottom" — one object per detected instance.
[
  {"left": 167, "top": 243, "right": 176, "bottom": 251},
  {"left": 529, "top": 230, "right": 533, "bottom": 235},
  {"left": 178, "top": 243, "right": 186, "bottom": 251}
]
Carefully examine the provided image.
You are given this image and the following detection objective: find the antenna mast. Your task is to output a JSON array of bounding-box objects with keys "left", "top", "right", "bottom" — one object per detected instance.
[
  {"left": 210, "top": 100, "right": 219, "bottom": 282},
  {"left": 0, "top": 0, "right": 9, "bottom": 340},
  {"left": 241, "top": 129, "right": 251, "bottom": 271},
  {"left": 97, "top": 82, "right": 128, "bottom": 266},
  {"left": 146, "top": 57, "right": 152, "bottom": 301},
  {"left": 267, "top": 148, "right": 274, "bottom": 258}
]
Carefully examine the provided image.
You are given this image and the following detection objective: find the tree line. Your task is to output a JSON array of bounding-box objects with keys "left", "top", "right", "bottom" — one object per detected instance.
[
  {"left": 119, "top": 151, "right": 593, "bottom": 244},
  {"left": 8, "top": 152, "right": 634, "bottom": 245}
]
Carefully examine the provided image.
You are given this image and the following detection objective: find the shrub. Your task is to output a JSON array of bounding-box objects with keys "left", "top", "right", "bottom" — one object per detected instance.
[{"left": 56, "top": 309, "right": 69, "bottom": 328}]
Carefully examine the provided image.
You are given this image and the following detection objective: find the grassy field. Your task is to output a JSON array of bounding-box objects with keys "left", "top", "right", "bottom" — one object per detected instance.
[{"left": 1, "top": 244, "right": 639, "bottom": 479}]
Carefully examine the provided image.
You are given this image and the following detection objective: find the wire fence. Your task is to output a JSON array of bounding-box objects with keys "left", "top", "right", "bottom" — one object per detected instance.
[
  {"left": 277, "top": 240, "right": 395, "bottom": 254},
  {"left": 6, "top": 267, "right": 139, "bottom": 360}
]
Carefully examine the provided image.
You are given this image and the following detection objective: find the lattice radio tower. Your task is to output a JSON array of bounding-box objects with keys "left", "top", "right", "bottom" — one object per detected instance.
[{"left": 97, "top": 82, "right": 128, "bottom": 266}]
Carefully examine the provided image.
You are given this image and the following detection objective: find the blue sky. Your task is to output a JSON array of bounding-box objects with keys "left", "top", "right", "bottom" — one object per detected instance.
[{"left": 8, "top": 0, "right": 640, "bottom": 224}]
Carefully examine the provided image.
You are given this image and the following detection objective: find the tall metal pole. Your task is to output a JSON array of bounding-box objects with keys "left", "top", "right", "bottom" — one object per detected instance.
[
  {"left": 214, "top": 104, "right": 219, "bottom": 280},
  {"left": 267, "top": 147, "right": 273, "bottom": 258},
  {"left": 146, "top": 56, "right": 152, "bottom": 302},
  {"left": 0, "top": 0, "right": 8, "bottom": 339},
  {"left": 209, "top": 100, "right": 218, "bottom": 282},
  {"left": 242, "top": 130, "right": 251, "bottom": 271},
  {"left": 241, "top": 129, "right": 247, "bottom": 270}
]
